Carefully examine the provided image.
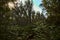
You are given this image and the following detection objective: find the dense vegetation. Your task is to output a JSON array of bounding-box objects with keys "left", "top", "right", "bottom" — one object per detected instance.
[{"left": 0, "top": 0, "right": 60, "bottom": 40}]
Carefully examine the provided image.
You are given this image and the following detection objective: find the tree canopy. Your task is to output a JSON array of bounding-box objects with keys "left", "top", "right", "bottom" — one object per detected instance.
[{"left": 0, "top": 0, "right": 60, "bottom": 40}]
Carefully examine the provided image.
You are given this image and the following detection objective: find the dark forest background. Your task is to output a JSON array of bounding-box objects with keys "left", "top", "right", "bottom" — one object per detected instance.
[{"left": 0, "top": 0, "right": 60, "bottom": 40}]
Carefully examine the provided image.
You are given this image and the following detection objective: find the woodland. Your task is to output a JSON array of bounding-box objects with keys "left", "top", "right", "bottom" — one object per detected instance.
[{"left": 0, "top": 0, "right": 60, "bottom": 40}]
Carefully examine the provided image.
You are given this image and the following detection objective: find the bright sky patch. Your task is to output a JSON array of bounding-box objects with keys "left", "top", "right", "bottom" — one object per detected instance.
[{"left": 18, "top": 0, "right": 42, "bottom": 13}]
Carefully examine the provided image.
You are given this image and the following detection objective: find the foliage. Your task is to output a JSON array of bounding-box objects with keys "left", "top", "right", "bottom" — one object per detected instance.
[
  {"left": 0, "top": 0, "right": 60, "bottom": 40},
  {"left": 42, "top": 0, "right": 60, "bottom": 25}
]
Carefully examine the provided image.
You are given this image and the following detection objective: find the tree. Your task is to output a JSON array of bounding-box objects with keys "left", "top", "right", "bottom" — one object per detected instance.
[
  {"left": 41, "top": 0, "right": 60, "bottom": 40},
  {"left": 0, "top": 0, "right": 16, "bottom": 40},
  {"left": 42, "top": 0, "right": 60, "bottom": 25},
  {"left": 13, "top": 0, "right": 33, "bottom": 25},
  {"left": 24, "top": 0, "right": 33, "bottom": 23},
  {"left": 31, "top": 11, "right": 35, "bottom": 23}
]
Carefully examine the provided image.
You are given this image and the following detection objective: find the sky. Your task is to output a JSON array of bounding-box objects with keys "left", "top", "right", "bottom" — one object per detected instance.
[
  {"left": 20, "top": 0, "right": 42, "bottom": 13},
  {"left": 33, "top": 0, "right": 42, "bottom": 6},
  {"left": 33, "top": 0, "right": 42, "bottom": 13}
]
